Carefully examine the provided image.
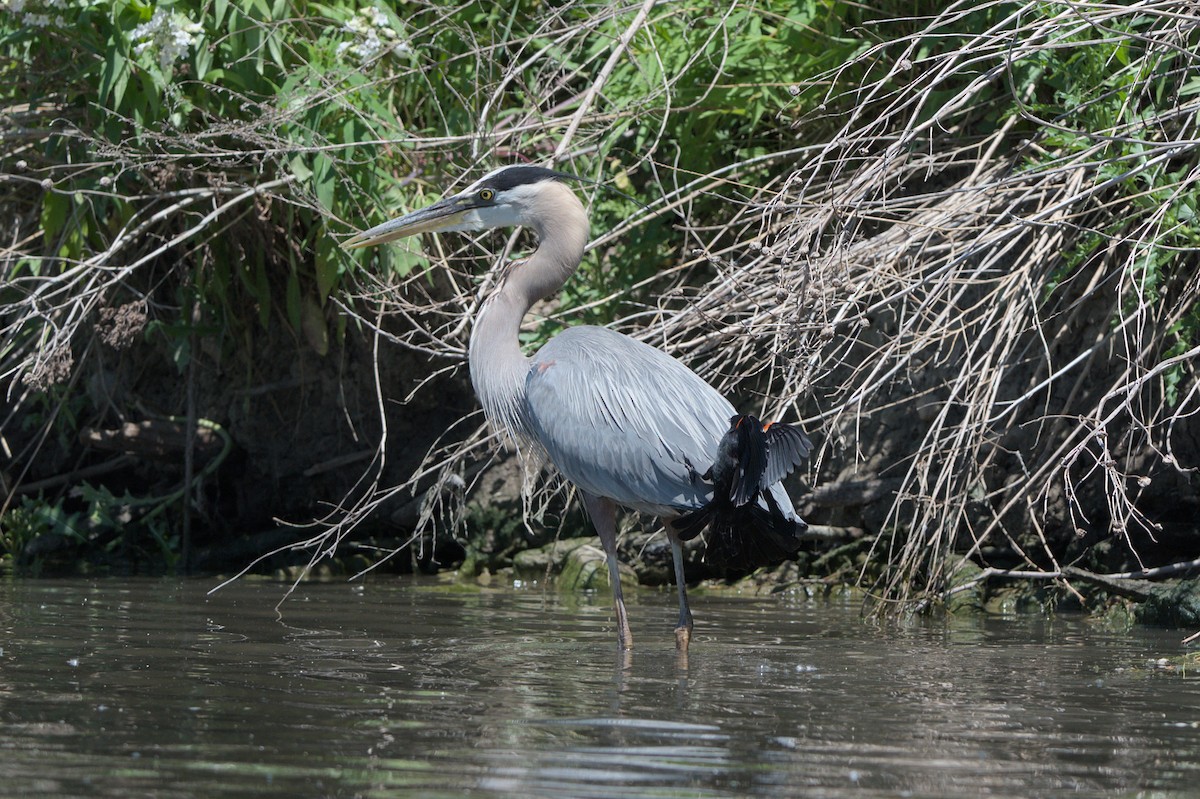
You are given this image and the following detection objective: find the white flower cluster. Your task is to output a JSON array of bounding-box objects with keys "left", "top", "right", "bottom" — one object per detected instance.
[
  {"left": 2, "top": 0, "right": 70, "bottom": 28},
  {"left": 335, "top": 6, "right": 410, "bottom": 63},
  {"left": 131, "top": 8, "right": 202, "bottom": 72}
]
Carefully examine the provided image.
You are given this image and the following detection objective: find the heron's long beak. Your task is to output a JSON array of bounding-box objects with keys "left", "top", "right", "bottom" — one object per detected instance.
[{"left": 340, "top": 195, "right": 470, "bottom": 249}]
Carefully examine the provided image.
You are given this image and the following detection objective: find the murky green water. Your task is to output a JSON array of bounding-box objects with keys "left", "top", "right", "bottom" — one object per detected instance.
[{"left": 0, "top": 577, "right": 1195, "bottom": 798}]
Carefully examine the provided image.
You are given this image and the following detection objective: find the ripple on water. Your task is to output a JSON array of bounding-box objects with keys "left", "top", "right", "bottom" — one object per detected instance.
[
  {"left": 0, "top": 578, "right": 1194, "bottom": 799},
  {"left": 477, "top": 717, "right": 734, "bottom": 798}
]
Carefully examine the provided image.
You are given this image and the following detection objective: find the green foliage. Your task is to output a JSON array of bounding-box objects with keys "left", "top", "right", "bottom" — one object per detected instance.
[
  {"left": 549, "top": 1, "right": 869, "bottom": 326},
  {"left": 600, "top": 1, "right": 839, "bottom": 164},
  {"left": 1163, "top": 307, "right": 1200, "bottom": 407},
  {"left": 17, "top": 385, "right": 89, "bottom": 454},
  {"left": 1017, "top": 8, "right": 1198, "bottom": 332},
  {"left": 13, "top": 0, "right": 542, "bottom": 343},
  {"left": 2, "top": 0, "right": 869, "bottom": 362},
  {"left": 0, "top": 485, "right": 176, "bottom": 574}
]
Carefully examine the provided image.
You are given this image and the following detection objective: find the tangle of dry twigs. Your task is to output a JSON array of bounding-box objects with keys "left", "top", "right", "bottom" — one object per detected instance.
[{"left": 313, "top": 1, "right": 1200, "bottom": 607}]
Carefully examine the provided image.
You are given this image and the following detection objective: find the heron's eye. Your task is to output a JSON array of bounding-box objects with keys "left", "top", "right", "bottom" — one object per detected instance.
[{"left": 478, "top": 188, "right": 495, "bottom": 202}]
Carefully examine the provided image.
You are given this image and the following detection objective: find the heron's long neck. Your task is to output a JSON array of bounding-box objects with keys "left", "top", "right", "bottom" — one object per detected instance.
[{"left": 468, "top": 182, "right": 588, "bottom": 443}]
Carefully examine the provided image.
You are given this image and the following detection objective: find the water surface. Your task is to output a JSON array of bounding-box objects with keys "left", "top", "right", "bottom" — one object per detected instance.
[{"left": 0, "top": 578, "right": 1194, "bottom": 797}]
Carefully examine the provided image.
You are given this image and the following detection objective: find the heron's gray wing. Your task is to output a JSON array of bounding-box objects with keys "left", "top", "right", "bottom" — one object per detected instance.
[
  {"left": 761, "top": 423, "right": 812, "bottom": 489},
  {"left": 524, "top": 326, "right": 732, "bottom": 515}
]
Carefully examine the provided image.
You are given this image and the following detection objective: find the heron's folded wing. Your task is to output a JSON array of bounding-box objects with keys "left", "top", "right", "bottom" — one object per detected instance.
[{"left": 524, "top": 326, "right": 731, "bottom": 515}]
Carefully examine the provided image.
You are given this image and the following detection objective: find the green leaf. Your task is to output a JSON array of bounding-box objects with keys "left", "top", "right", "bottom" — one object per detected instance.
[
  {"left": 312, "top": 153, "right": 335, "bottom": 211},
  {"left": 1180, "top": 77, "right": 1200, "bottom": 98},
  {"left": 40, "top": 191, "right": 70, "bottom": 246},
  {"left": 300, "top": 295, "right": 329, "bottom": 356},
  {"left": 384, "top": 247, "right": 424, "bottom": 278},
  {"left": 315, "top": 230, "right": 340, "bottom": 302},
  {"left": 98, "top": 47, "right": 131, "bottom": 111},
  {"left": 285, "top": 268, "right": 301, "bottom": 334},
  {"left": 242, "top": 252, "right": 271, "bottom": 329},
  {"left": 195, "top": 38, "right": 213, "bottom": 80},
  {"left": 267, "top": 29, "right": 284, "bottom": 69},
  {"left": 145, "top": 319, "right": 193, "bottom": 374},
  {"left": 249, "top": 27, "right": 265, "bottom": 75},
  {"left": 289, "top": 154, "right": 312, "bottom": 181}
]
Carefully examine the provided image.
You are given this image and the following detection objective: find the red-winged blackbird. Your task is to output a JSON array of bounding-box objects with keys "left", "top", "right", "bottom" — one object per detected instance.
[{"left": 674, "top": 414, "right": 812, "bottom": 570}]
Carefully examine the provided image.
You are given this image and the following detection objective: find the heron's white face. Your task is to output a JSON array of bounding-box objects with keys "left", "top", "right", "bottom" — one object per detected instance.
[
  {"left": 444, "top": 171, "right": 548, "bottom": 231},
  {"left": 341, "top": 165, "right": 570, "bottom": 249}
]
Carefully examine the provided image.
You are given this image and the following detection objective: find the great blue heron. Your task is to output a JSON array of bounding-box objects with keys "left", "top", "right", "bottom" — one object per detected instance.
[{"left": 343, "top": 164, "right": 809, "bottom": 650}]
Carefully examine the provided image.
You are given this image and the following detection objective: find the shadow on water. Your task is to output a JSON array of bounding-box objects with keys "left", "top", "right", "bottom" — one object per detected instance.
[{"left": 0, "top": 577, "right": 1196, "bottom": 797}]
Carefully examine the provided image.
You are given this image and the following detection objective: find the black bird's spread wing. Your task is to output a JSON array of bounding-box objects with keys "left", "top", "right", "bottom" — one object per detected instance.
[
  {"left": 673, "top": 414, "right": 813, "bottom": 569},
  {"left": 761, "top": 422, "right": 812, "bottom": 489}
]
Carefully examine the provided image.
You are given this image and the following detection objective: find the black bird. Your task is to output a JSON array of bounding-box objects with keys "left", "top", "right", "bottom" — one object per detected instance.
[{"left": 675, "top": 415, "right": 812, "bottom": 570}]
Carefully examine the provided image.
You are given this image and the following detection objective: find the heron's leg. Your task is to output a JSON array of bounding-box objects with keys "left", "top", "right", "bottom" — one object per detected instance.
[
  {"left": 669, "top": 533, "right": 693, "bottom": 651},
  {"left": 582, "top": 492, "right": 633, "bottom": 650}
]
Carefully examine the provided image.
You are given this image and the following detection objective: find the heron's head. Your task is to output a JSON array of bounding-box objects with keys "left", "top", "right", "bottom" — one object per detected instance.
[{"left": 341, "top": 164, "right": 580, "bottom": 249}]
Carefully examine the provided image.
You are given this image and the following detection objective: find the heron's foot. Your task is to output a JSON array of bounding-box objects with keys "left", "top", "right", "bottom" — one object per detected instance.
[{"left": 674, "top": 624, "right": 691, "bottom": 651}]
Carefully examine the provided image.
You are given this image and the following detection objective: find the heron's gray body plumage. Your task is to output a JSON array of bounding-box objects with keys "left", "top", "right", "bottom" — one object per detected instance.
[
  {"left": 526, "top": 325, "right": 725, "bottom": 516},
  {"left": 525, "top": 325, "right": 799, "bottom": 521}
]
